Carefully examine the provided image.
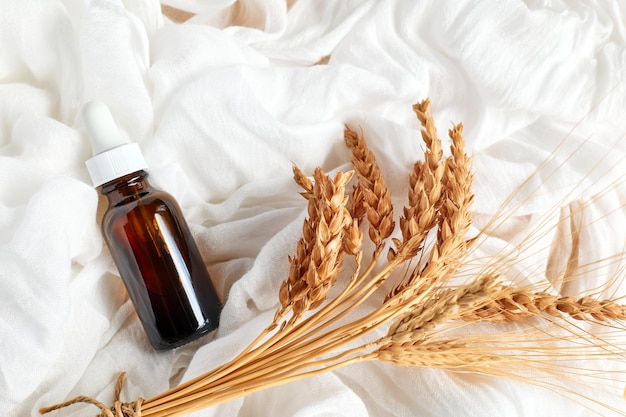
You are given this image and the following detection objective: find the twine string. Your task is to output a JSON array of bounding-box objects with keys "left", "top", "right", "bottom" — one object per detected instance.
[{"left": 39, "top": 372, "right": 143, "bottom": 417}]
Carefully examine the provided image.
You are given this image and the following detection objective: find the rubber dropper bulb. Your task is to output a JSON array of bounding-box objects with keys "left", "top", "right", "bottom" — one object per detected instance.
[
  {"left": 82, "top": 101, "right": 128, "bottom": 155},
  {"left": 82, "top": 101, "right": 148, "bottom": 187}
]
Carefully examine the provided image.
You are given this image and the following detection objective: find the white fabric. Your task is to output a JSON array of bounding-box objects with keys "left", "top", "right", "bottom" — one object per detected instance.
[{"left": 2, "top": 1, "right": 626, "bottom": 416}]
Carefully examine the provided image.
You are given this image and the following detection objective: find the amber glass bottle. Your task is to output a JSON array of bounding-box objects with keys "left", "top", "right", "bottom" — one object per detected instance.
[
  {"left": 83, "top": 101, "right": 221, "bottom": 350},
  {"left": 101, "top": 171, "right": 222, "bottom": 350}
]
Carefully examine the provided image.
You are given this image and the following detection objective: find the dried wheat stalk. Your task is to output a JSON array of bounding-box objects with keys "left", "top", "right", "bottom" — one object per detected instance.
[{"left": 41, "top": 99, "right": 626, "bottom": 417}]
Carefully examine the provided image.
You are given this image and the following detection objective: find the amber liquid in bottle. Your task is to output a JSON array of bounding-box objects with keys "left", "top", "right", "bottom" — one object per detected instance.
[{"left": 101, "top": 170, "right": 222, "bottom": 350}]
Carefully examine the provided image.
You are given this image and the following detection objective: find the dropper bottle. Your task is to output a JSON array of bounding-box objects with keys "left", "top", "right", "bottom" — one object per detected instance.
[{"left": 83, "top": 101, "right": 222, "bottom": 350}]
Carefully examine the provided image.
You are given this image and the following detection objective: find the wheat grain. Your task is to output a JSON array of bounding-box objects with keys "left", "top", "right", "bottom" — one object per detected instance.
[{"left": 347, "top": 183, "right": 366, "bottom": 225}]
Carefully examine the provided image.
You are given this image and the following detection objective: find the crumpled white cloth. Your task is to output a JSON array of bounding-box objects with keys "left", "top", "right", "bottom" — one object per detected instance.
[{"left": 1, "top": 1, "right": 626, "bottom": 416}]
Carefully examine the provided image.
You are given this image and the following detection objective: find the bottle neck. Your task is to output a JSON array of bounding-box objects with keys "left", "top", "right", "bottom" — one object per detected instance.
[{"left": 100, "top": 170, "right": 152, "bottom": 206}]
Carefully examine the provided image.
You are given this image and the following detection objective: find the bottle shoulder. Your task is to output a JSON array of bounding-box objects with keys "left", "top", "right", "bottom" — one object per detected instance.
[
  {"left": 102, "top": 188, "right": 182, "bottom": 225},
  {"left": 101, "top": 187, "right": 193, "bottom": 261},
  {"left": 106, "top": 186, "right": 178, "bottom": 207}
]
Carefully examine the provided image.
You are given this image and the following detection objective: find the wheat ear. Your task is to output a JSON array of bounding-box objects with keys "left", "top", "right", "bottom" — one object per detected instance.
[
  {"left": 391, "top": 99, "right": 447, "bottom": 260},
  {"left": 460, "top": 288, "right": 626, "bottom": 323},
  {"left": 386, "top": 121, "right": 473, "bottom": 307},
  {"left": 344, "top": 127, "right": 395, "bottom": 255},
  {"left": 279, "top": 167, "right": 355, "bottom": 320}
]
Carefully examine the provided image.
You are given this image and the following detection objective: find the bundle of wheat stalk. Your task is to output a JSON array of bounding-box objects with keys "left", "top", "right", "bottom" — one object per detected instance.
[{"left": 41, "top": 99, "right": 626, "bottom": 417}]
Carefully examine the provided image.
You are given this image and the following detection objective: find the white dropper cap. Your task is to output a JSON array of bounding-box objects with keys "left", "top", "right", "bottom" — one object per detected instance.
[{"left": 83, "top": 101, "right": 148, "bottom": 187}]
